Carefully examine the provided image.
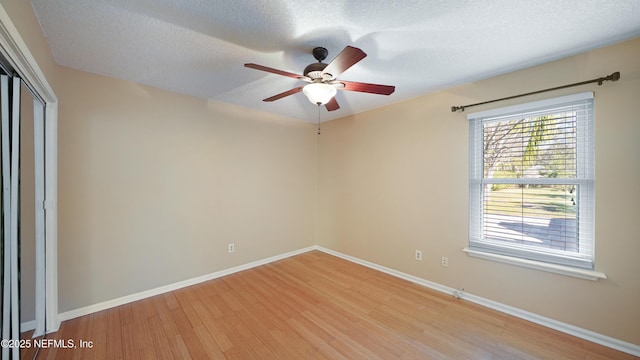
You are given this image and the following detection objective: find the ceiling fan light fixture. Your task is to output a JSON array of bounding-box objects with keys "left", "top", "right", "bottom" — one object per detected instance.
[
  {"left": 302, "top": 83, "right": 337, "bottom": 105},
  {"left": 245, "top": 45, "right": 394, "bottom": 112}
]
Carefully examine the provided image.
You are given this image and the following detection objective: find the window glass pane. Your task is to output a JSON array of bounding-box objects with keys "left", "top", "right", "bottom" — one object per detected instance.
[
  {"left": 483, "top": 114, "right": 577, "bottom": 179},
  {"left": 483, "top": 184, "right": 578, "bottom": 252}
]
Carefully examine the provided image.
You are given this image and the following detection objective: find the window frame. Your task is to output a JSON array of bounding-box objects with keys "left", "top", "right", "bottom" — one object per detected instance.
[{"left": 466, "top": 92, "right": 599, "bottom": 276}]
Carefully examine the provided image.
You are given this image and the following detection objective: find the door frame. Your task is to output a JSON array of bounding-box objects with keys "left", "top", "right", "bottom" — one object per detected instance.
[{"left": 0, "top": 5, "right": 59, "bottom": 333}]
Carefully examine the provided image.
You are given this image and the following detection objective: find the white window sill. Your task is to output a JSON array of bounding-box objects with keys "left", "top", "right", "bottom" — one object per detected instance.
[{"left": 463, "top": 247, "right": 606, "bottom": 281}]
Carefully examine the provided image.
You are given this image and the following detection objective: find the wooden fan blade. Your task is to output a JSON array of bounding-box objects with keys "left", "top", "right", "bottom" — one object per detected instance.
[
  {"left": 325, "top": 97, "right": 340, "bottom": 111},
  {"left": 263, "top": 86, "right": 303, "bottom": 102},
  {"left": 339, "top": 80, "right": 395, "bottom": 95},
  {"left": 322, "top": 46, "right": 367, "bottom": 78},
  {"left": 245, "top": 63, "right": 304, "bottom": 80}
]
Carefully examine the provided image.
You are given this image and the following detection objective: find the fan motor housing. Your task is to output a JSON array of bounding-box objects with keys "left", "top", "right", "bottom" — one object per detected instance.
[{"left": 303, "top": 62, "right": 328, "bottom": 79}]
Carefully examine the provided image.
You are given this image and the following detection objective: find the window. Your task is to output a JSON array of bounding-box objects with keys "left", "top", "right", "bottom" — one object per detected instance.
[{"left": 468, "top": 92, "right": 594, "bottom": 270}]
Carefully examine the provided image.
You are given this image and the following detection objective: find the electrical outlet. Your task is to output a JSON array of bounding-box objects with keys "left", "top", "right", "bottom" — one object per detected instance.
[
  {"left": 415, "top": 250, "right": 422, "bottom": 261},
  {"left": 228, "top": 243, "right": 235, "bottom": 253},
  {"left": 441, "top": 256, "right": 449, "bottom": 267}
]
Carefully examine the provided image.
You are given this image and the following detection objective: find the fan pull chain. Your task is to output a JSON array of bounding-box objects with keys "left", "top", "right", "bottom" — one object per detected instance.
[{"left": 317, "top": 103, "right": 321, "bottom": 135}]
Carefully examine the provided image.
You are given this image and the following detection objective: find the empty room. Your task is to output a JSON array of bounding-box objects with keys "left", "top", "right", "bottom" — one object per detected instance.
[{"left": 1, "top": 1, "right": 639, "bottom": 359}]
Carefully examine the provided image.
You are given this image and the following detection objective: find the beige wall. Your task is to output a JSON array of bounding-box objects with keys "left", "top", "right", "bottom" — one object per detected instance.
[
  {"left": 317, "top": 37, "right": 640, "bottom": 345},
  {"left": 57, "top": 67, "right": 317, "bottom": 312}
]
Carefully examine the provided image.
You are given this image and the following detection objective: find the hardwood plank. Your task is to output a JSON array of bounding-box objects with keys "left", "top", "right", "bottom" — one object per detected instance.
[
  {"left": 105, "top": 308, "right": 123, "bottom": 360},
  {"left": 245, "top": 301, "right": 282, "bottom": 331},
  {"left": 193, "top": 325, "right": 227, "bottom": 360},
  {"left": 23, "top": 251, "right": 638, "bottom": 359},
  {"left": 161, "top": 291, "right": 180, "bottom": 310},
  {"left": 138, "top": 345, "right": 157, "bottom": 360},
  {"left": 201, "top": 318, "right": 234, "bottom": 352},
  {"left": 169, "top": 335, "right": 192, "bottom": 360},
  {"left": 213, "top": 313, "right": 255, "bottom": 348},
  {"left": 90, "top": 326, "right": 107, "bottom": 360},
  {"left": 219, "top": 289, "right": 246, "bottom": 312},
  {"left": 206, "top": 294, "right": 233, "bottom": 318},
  {"left": 287, "top": 316, "right": 349, "bottom": 360},
  {"left": 243, "top": 335, "right": 281, "bottom": 360},
  {"left": 118, "top": 303, "right": 135, "bottom": 326},
  {"left": 343, "top": 321, "right": 405, "bottom": 359},
  {"left": 265, "top": 326, "right": 317, "bottom": 359},
  {"left": 120, "top": 322, "right": 140, "bottom": 360},
  {"left": 252, "top": 329, "right": 300, "bottom": 359},
  {"left": 145, "top": 314, "right": 174, "bottom": 360}
]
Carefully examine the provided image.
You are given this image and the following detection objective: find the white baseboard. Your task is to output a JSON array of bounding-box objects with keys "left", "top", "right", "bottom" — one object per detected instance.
[
  {"left": 58, "top": 246, "right": 316, "bottom": 322},
  {"left": 20, "top": 320, "right": 35, "bottom": 333},
  {"left": 315, "top": 246, "right": 640, "bottom": 358},
  {"left": 55, "top": 244, "right": 639, "bottom": 357},
  {"left": 20, "top": 319, "right": 45, "bottom": 338}
]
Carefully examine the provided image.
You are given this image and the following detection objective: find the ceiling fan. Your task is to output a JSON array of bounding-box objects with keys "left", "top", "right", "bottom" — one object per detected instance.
[{"left": 244, "top": 46, "right": 395, "bottom": 111}]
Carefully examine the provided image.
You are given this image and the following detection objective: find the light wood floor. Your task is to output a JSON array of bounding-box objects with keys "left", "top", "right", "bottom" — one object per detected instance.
[{"left": 23, "top": 251, "right": 636, "bottom": 359}]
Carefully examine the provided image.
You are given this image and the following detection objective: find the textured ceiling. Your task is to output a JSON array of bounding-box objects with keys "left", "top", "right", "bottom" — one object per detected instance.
[{"left": 31, "top": 0, "right": 640, "bottom": 122}]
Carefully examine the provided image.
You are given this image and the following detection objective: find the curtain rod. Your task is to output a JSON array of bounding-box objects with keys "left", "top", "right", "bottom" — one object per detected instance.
[{"left": 451, "top": 71, "right": 620, "bottom": 112}]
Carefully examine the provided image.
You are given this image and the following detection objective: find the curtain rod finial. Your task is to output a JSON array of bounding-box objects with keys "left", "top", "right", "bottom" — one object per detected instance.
[{"left": 599, "top": 71, "right": 621, "bottom": 85}]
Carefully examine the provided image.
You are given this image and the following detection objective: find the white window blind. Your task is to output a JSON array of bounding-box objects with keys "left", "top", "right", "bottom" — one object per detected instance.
[{"left": 468, "top": 92, "right": 594, "bottom": 269}]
